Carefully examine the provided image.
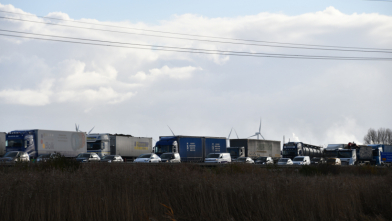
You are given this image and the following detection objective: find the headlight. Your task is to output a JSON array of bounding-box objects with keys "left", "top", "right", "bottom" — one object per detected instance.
[{"left": 108, "top": 160, "right": 112, "bottom": 163}]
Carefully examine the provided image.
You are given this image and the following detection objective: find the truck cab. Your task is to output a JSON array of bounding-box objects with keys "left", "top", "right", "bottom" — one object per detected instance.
[
  {"left": 154, "top": 137, "right": 178, "bottom": 155},
  {"left": 337, "top": 149, "right": 356, "bottom": 165},
  {"left": 86, "top": 134, "right": 110, "bottom": 156},
  {"left": 226, "top": 147, "right": 245, "bottom": 160},
  {"left": 6, "top": 131, "right": 35, "bottom": 158}
]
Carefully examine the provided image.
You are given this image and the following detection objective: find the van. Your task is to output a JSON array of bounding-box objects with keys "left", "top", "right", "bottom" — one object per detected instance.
[
  {"left": 204, "top": 153, "right": 231, "bottom": 163},
  {"left": 292, "top": 156, "right": 311, "bottom": 165}
]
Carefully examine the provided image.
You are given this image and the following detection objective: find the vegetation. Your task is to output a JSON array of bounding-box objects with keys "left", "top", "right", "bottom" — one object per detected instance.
[
  {"left": 364, "top": 127, "right": 392, "bottom": 145},
  {"left": 0, "top": 163, "right": 391, "bottom": 221}
]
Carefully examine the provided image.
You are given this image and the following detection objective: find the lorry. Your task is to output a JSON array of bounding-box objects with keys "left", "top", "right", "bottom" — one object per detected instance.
[
  {"left": 0, "top": 132, "right": 5, "bottom": 156},
  {"left": 5, "top": 129, "right": 87, "bottom": 159},
  {"left": 229, "top": 139, "right": 281, "bottom": 161},
  {"left": 282, "top": 142, "right": 323, "bottom": 160},
  {"left": 368, "top": 144, "right": 392, "bottom": 166},
  {"left": 324, "top": 144, "right": 357, "bottom": 165},
  {"left": 86, "top": 133, "right": 152, "bottom": 161},
  {"left": 154, "top": 136, "right": 227, "bottom": 162}
]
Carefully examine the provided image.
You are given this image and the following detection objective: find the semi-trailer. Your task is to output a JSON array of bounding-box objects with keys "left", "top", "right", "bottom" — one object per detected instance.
[
  {"left": 0, "top": 132, "right": 5, "bottom": 156},
  {"left": 5, "top": 129, "right": 87, "bottom": 158},
  {"left": 154, "top": 135, "right": 227, "bottom": 162},
  {"left": 368, "top": 144, "right": 392, "bottom": 166},
  {"left": 282, "top": 142, "right": 323, "bottom": 160},
  {"left": 229, "top": 139, "right": 281, "bottom": 160},
  {"left": 324, "top": 144, "right": 357, "bottom": 165},
  {"left": 86, "top": 133, "right": 152, "bottom": 161}
]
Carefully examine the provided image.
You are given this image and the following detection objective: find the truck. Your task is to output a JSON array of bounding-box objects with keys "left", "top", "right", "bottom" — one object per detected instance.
[
  {"left": 324, "top": 144, "right": 357, "bottom": 165},
  {"left": 0, "top": 132, "right": 5, "bottom": 156},
  {"left": 368, "top": 144, "right": 392, "bottom": 166},
  {"left": 86, "top": 133, "right": 152, "bottom": 161},
  {"left": 154, "top": 136, "right": 227, "bottom": 162},
  {"left": 282, "top": 142, "right": 323, "bottom": 160},
  {"left": 229, "top": 139, "right": 281, "bottom": 161},
  {"left": 5, "top": 129, "right": 87, "bottom": 158}
]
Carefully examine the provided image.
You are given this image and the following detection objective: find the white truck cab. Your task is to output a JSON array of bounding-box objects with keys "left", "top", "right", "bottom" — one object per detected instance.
[
  {"left": 292, "top": 156, "right": 311, "bottom": 165},
  {"left": 204, "top": 153, "right": 231, "bottom": 163}
]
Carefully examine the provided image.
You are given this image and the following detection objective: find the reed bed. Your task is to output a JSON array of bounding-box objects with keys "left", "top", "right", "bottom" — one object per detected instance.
[{"left": 0, "top": 162, "right": 391, "bottom": 221}]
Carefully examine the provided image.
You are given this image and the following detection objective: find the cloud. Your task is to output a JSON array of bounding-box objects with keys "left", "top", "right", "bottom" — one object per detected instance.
[{"left": 130, "top": 65, "right": 202, "bottom": 81}]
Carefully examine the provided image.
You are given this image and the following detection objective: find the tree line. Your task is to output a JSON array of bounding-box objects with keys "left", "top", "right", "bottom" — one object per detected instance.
[{"left": 363, "top": 128, "right": 392, "bottom": 145}]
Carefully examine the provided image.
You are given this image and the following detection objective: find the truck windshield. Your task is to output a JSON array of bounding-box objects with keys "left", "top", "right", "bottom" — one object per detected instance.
[
  {"left": 4, "top": 152, "right": 19, "bottom": 157},
  {"left": 6, "top": 139, "right": 24, "bottom": 148},
  {"left": 324, "top": 150, "right": 338, "bottom": 157},
  {"left": 155, "top": 145, "right": 172, "bottom": 153},
  {"left": 372, "top": 149, "right": 380, "bottom": 156},
  {"left": 282, "top": 150, "right": 296, "bottom": 157},
  {"left": 338, "top": 151, "right": 352, "bottom": 158},
  {"left": 207, "top": 153, "right": 220, "bottom": 158},
  {"left": 160, "top": 154, "right": 173, "bottom": 159},
  {"left": 87, "top": 141, "right": 102, "bottom": 150}
]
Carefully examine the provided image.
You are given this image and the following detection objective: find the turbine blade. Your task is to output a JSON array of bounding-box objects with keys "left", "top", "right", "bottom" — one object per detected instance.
[
  {"left": 234, "top": 129, "right": 239, "bottom": 139},
  {"left": 248, "top": 134, "right": 257, "bottom": 138},
  {"left": 88, "top": 126, "right": 95, "bottom": 135},
  {"left": 167, "top": 125, "right": 175, "bottom": 136},
  {"left": 75, "top": 124, "right": 78, "bottom": 132},
  {"left": 228, "top": 128, "right": 233, "bottom": 139},
  {"left": 259, "top": 118, "right": 262, "bottom": 133},
  {"left": 260, "top": 134, "right": 265, "bottom": 140}
]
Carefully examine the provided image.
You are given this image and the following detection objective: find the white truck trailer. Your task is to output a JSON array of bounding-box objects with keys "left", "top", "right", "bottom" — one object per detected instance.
[
  {"left": 6, "top": 129, "right": 87, "bottom": 158},
  {"left": 86, "top": 133, "right": 152, "bottom": 161}
]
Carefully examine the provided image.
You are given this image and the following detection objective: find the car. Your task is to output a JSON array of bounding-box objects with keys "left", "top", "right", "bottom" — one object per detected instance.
[
  {"left": 134, "top": 153, "right": 161, "bottom": 163},
  {"left": 75, "top": 153, "right": 101, "bottom": 163},
  {"left": 36, "top": 153, "right": 60, "bottom": 162},
  {"left": 327, "top": 158, "right": 341, "bottom": 165},
  {"left": 0, "top": 151, "right": 30, "bottom": 163},
  {"left": 311, "top": 157, "right": 326, "bottom": 165},
  {"left": 204, "top": 153, "right": 231, "bottom": 163},
  {"left": 160, "top": 153, "right": 181, "bottom": 163},
  {"left": 277, "top": 158, "right": 293, "bottom": 165},
  {"left": 292, "top": 156, "right": 311, "bottom": 165},
  {"left": 97, "top": 153, "right": 107, "bottom": 159},
  {"left": 255, "top": 156, "right": 274, "bottom": 165},
  {"left": 234, "top": 157, "right": 254, "bottom": 164},
  {"left": 100, "top": 155, "right": 124, "bottom": 163}
]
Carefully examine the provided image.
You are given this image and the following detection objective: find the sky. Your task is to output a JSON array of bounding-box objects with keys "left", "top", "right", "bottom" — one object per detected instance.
[{"left": 0, "top": 1, "right": 391, "bottom": 147}]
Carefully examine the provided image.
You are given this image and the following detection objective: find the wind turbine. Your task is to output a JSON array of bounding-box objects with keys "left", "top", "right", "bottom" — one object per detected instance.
[{"left": 248, "top": 118, "right": 265, "bottom": 140}]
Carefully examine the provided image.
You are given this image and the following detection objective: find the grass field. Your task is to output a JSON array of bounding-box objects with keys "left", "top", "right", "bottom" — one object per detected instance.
[{"left": 0, "top": 162, "right": 391, "bottom": 221}]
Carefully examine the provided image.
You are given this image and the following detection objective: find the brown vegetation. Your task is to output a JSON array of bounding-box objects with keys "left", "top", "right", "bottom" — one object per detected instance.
[{"left": 0, "top": 162, "right": 391, "bottom": 221}]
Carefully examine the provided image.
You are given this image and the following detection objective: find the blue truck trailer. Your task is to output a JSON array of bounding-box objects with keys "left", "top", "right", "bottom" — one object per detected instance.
[
  {"left": 6, "top": 129, "right": 87, "bottom": 159},
  {"left": 154, "top": 136, "right": 227, "bottom": 162},
  {"left": 282, "top": 142, "right": 323, "bottom": 160}
]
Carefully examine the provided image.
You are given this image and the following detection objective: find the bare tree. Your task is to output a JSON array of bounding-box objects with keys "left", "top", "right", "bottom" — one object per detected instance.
[{"left": 364, "top": 128, "right": 392, "bottom": 145}]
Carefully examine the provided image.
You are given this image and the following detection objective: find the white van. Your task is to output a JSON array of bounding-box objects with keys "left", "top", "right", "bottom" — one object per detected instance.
[
  {"left": 292, "top": 156, "right": 311, "bottom": 165},
  {"left": 204, "top": 153, "right": 231, "bottom": 163}
]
